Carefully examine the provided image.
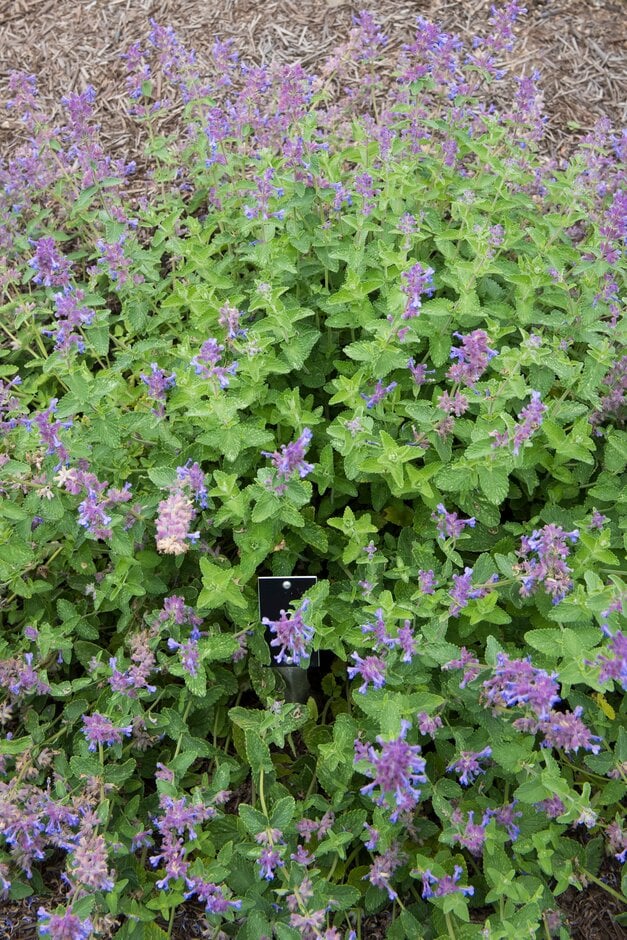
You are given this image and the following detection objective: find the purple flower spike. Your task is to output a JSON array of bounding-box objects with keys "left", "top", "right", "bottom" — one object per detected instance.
[
  {"left": 28, "top": 237, "right": 73, "bottom": 288},
  {"left": 257, "top": 847, "right": 284, "bottom": 881},
  {"left": 82, "top": 712, "right": 133, "bottom": 751},
  {"left": 447, "top": 746, "right": 492, "bottom": 785},
  {"left": 262, "top": 598, "right": 314, "bottom": 665},
  {"left": 432, "top": 503, "right": 476, "bottom": 540},
  {"left": 481, "top": 653, "right": 560, "bottom": 718},
  {"left": 140, "top": 363, "right": 176, "bottom": 416},
  {"left": 493, "top": 390, "right": 547, "bottom": 455},
  {"left": 261, "top": 428, "right": 314, "bottom": 494},
  {"left": 38, "top": 908, "right": 93, "bottom": 940},
  {"left": 539, "top": 706, "right": 602, "bottom": 754},
  {"left": 192, "top": 337, "right": 238, "bottom": 388},
  {"left": 355, "top": 720, "right": 427, "bottom": 822},
  {"left": 401, "top": 262, "right": 435, "bottom": 319},
  {"left": 347, "top": 652, "right": 386, "bottom": 694},
  {"left": 421, "top": 865, "right": 474, "bottom": 899},
  {"left": 516, "top": 523, "right": 578, "bottom": 604},
  {"left": 361, "top": 379, "right": 397, "bottom": 409},
  {"left": 443, "top": 647, "right": 481, "bottom": 688},
  {"left": 447, "top": 330, "right": 497, "bottom": 387}
]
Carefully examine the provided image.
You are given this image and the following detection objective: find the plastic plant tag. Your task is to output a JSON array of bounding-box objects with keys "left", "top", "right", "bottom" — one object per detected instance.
[{"left": 258, "top": 576, "right": 319, "bottom": 668}]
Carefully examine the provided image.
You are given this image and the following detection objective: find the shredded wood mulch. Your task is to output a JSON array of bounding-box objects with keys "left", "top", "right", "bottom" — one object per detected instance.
[{"left": 0, "top": 0, "right": 625, "bottom": 162}]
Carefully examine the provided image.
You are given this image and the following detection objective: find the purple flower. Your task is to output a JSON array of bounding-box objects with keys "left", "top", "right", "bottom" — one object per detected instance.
[
  {"left": 38, "top": 908, "right": 93, "bottom": 940},
  {"left": 486, "top": 801, "right": 523, "bottom": 841},
  {"left": 95, "top": 236, "right": 132, "bottom": 285},
  {"left": 442, "top": 647, "right": 481, "bottom": 688},
  {"left": 447, "top": 330, "right": 497, "bottom": 386},
  {"left": 175, "top": 460, "right": 208, "bottom": 508},
  {"left": 350, "top": 10, "right": 388, "bottom": 62},
  {"left": 347, "top": 653, "right": 386, "bottom": 694},
  {"left": 158, "top": 595, "right": 190, "bottom": 625},
  {"left": 438, "top": 390, "right": 469, "bottom": 416},
  {"left": 449, "top": 567, "right": 495, "bottom": 617},
  {"left": 28, "top": 237, "right": 73, "bottom": 288},
  {"left": 191, "top": 337, "right": 238, "bottom": 388},
  {"left": 366, "top": 843, "right": 405, "bottom": 901},
  {"left": 421, "top": 865, "right": 474, "bottom": 899},
  {"left": 361, "top": 608, "right": 395, "bottom": 651},
  {"left": 363, "top": 823, "right": 379, "bottom": 851},
  {"left": 108, "top": 635, "right": 157, "bottom": 697},
  {"left": 606, "top": 820, "right": 627, "bottom": 864},
  {"left": 55, "top": 466, "right": 132, "bottom": 539},
  {"left": 262, "top": 428, "right": 314, "bottom": 494},
  {"left": 42, "top": 289, "right": 95, "bottom": 354},
  {"left": 0, "top": 651, "right": 50, "bottom": 698},
  {"left": 594, "top": 622, "right": 627, "bottom": 690},
  {"left": 150, "top": 794, "right": 215, "bottom": 889},
  {"left": 539, "top": 706, "right": 602, "bottom": 754},
  {"left": 21, "top": 398, "right": 73, "bottom": 465},
  {"left": 589, "top": 510, "right": 609, "bottom": 530},
  {"left": 447, "top": 746, "right": 492, "bottom": 786},
  {"left": 355, "top": 720, "right": 427, "bottom": 822},
  {"left": 155, "top": 488, "right": 198, "bottom": 556},
  {"left": 262, "top": 598, "right": 314, "bottom": 665},
  {"left": 0, "top": 863, "right": 10, "bottom": 899},
  {"left": 481, "top": 653, "right": 560, "bottom": 719},
  {"left": 432, "top": 504, "right": 476, "bottom": 540},
  {"left": 131, "top": 830, "right": 154, "bottom": 852},
  {"left": 218, "top": 301, "right": 248, "bottom": 342},
  {"left": 516, "top": 523, "right": 578, "bottom": 604},
  {"left": 82, "top": 713, "right": 132, "bottom": 751},
  {"left": 168, "top": 636, "right": 200, "bottom": 677},
  {"left": 354, "top": 172, "right": 379, "bottom": 216},
  {"left": 536, "top": 796, "right": 566, "bottom": 819},
  {"left": 407, "top": 358, "right": 434, "bottom": 386},
  {"left": 418, "top": 569, "right": 436, "bottom": 594},
  {"left": 185, "top": 878, "right": 241, "bottom": 914},
  {"left": 398, "top": 620, "right": 417, "bottom": 662},
  {"left": 361, "top": 379, "right": 397, "bottom": 409},
  {"left": 401, "top": 262, "right": 435, "bottom": 319},
  {"left": 140, "top": 363, "right": 176, "bottom": 416},
  {"left": 257, "top": 847, "right": 284, "bottom": 880},
  {"left": 417, "top": 712, "right": 443, "bottom": 736},
  {"left": 493, "top": 390, "right": 547, "bottom": 455},
  {"left": 290, "top": 845, "right": 314, "bottom": 865},
  {"left": 67, "top": 828, "right": 114, "bottom": 891},
  {"left": 452, "top": 809, "right": 490, "bottom": 856}
]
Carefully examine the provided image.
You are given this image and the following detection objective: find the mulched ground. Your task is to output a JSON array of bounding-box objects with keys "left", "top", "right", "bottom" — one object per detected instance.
[
  {"left": 0, "top": 1, "right": 625, "bottom": 938},
  {"left": 0, "top": 0, "right": 625, "bottom": 160}
]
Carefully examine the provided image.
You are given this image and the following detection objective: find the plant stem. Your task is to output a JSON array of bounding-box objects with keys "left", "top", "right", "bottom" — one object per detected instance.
[
  {"left": 259, "top": 767, "right": 269, "bottom": 818},
  {"left": 579, "top": 868, "right": 627, "bottom": 905},
  {"left": 445, "top": 911, "right": 457, "bottom": 940}
]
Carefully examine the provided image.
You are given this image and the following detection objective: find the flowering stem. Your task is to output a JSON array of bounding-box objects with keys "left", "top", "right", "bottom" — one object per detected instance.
[
  {"left": 258, "top": 768, "right": 269, "bottom": 818},
  {"left": 444, "top": 911, "right": 457, "bottom": 940}
]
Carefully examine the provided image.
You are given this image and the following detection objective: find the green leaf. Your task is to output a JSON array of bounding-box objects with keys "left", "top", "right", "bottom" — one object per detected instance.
[
  {"left": 238, "top": 803, "right": 268, "bottom": 834},
  {"left": 198, "top": 559, "right": 247, "bottom": 610},
  {"left": 270, "top": 795, "right": 296, "bottom": 831},
  {"left": 479, "top": 467, "right": 509, "bottom": 505},
  {"left": 245, "top": 729, "right": 273, "bottom": 773},
  {"left": 0, "top": 735, "right": 32, "bottom": 755}
]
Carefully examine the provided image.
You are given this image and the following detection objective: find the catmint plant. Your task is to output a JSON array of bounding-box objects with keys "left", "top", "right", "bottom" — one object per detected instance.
[{"left": 0, "top": 5, "right": 625, "bottom": 938}]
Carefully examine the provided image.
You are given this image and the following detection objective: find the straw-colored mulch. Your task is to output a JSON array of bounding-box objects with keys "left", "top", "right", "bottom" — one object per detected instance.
[{"left": 0, "top": 0, "right": 625, "bottom": 162}]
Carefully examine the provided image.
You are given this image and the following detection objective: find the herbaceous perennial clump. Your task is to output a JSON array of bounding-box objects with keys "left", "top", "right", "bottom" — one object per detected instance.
[{"left": 0, "top": 4, "right": 625, "bottom": 938}]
